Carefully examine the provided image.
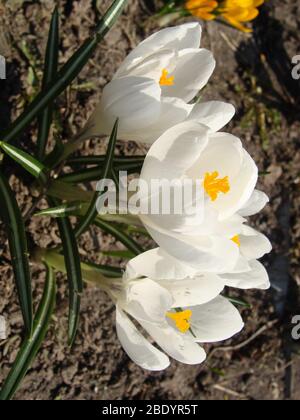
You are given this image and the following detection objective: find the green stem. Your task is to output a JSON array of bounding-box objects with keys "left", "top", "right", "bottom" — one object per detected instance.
[{"left": 38, "top": 249, "right": 122, "bottom": 287}]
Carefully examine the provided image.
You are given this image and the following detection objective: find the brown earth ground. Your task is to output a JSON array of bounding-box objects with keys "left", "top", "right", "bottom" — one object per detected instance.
[{"left": 0, "top": 0, "right": 300, "bottom": 400}]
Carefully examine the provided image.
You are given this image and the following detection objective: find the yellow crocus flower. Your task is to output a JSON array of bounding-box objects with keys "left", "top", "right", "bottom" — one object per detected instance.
[
  {"left": 185, "top": 0, "right": 218, "bottom": 20},
  {"left": 220, "top": 0, "right": 265, "bottom": 33}
]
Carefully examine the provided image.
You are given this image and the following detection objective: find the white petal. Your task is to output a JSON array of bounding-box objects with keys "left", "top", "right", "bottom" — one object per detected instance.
[
  {"left": 142, "top": 219, "right": 240, "bottom": 273},
  {"left": 220, "top": 260, "right": 270, "bottom": 290},
  {"left": 219, "top": 149, "right": 258, "bottom": 219},
  {"left": 140, "top": 319, "right": 206, "bottom": 365},
  {"left": 116, "top": 308, "right": 170, "bottom": 371},
  {"left": 126, "top": 248, "right": 198, "bottom": 281},
  {"left": 239, "top": 190, "right": 269, "bottom": 217},
  {"left": 84, "top": 76, "right": 161, "bottom": 139},
  {"left": 124, "top": 277, "right": 173, "bottom": 324},
  {"left": 161, "top": 274, "right": 225, "bottom": 307},
  {"left": 229, "top": 255, "right": 251, "bottom": 274},
  {"left": 190, "top": 296, "right": 244, "bottom": 343},
  {"left": 187, "top": 101, "right": 235, "bottom": 132},
  {"left": 240, "top": 226, "right": 272, "bottom": 260},
  {"left": 162, "top": 48, "right": 215, "bottom": 102},
  {"left": 138, "top": 179, "right": 206, "bottom": 235},
  {"left": 0, "top": 316, "right": 7, "bottom": 340},
  {"left": 141, "top": 121, "right": 209, "bottom": 184},
  {"left": 135, "top": 97, "right": 193, "bottom": 144},
  {"left": 204, "top": 212, "right": 245, "bottom": 237},
  {"left": 188, "top": 131, "right": 243, "bottom": 181},
  {"left": 195, "top": 133, "right": 258, "bottom": 220},
  {"left": 190, "top": 132, "right": 258, "bottom": 220},
  {"left": 115, "top": 23, "right": 202, "bottom": 77},
  {"left": 115, "top": 49, "right": 175, "bottom": 80}
]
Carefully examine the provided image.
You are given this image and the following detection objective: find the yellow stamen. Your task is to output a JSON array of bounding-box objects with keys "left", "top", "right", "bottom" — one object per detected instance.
[
  {"left": 166, "top": 310, "right": 192, "bottom": 333},
  {"left": 159, "top": 69, "right": 174, "bottom": 86},
  {"left": 231, "top": 235, "right": 241, "bottom": 247},
  {"left": 203, "top": 171, "right": 230, "bottom": 201}
]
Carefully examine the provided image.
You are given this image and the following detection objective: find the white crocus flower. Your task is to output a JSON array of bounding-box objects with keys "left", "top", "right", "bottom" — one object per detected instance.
[
  {"left": 130, "top": 242, "right": 270, "bottom": 293},
  {"left": 79, "top": 23, "right": 235, "bottom": 144},
  {"left": 113, "top": 253, "right": 244, "bottom": 371},
  {"left": 0, "top": 316, "right": 7, "bottom": 340},
  {"left": 136, "top": 120, "right": 263, "bottom": 272}
]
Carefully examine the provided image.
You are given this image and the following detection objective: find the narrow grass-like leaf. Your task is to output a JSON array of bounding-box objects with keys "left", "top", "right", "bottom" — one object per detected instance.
[
  {"left": 67, "top": 155, "right": 145, "bottom": 167},
  {"left": 75, "top": 119, "right": 119, "bottom": 238},
  {"left": 82, "top": 261, "right": 122, "bottom": 278},
  {"left": 59, "top": 161, "right": 143, "bottom": 184},
  {"left": 37, "top": 7, "right": 59, "bottom": 161},
  {"left": 48, "top": 198, "right": 83, "bottom": 347},
  {"left": 0, "top": 141, "right": 48, "bottom": 184},
  {"left": 94, "top": 218, "right": 143, "bottom": 256},
  {"left": 0, "top": 172, "right": 33, "bottom": 336},
  {"left": 225, "top": 296, "right": 251, "bottom": 308},
  {"left": 35, "top": 14, "right": 82, "bottom": 348},
  {"left": 125, "top": 225, "right": 151, "bottom": 238},
  {"left": 1, "top": 0, "right": 128, "bottom": 145},
  {"left": 35, "top": 201, "right": 87, "bottom": 218},
  {"left": 0, "top": 263, "right": 56, "bottom": 400},
  {"left": 97, "top": 214, "right": 144, "bottom": 227},
  {"left": 48, "top": 180, "right": 93, "bottom": 202},
  {"left": 101, "top": 249, "right": 135, "bottom": 259}
]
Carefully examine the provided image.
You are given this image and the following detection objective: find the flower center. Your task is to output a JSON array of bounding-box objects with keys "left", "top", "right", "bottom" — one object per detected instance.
[
  {"left": 231, "top": 235, "right": 241, "bottom": 246},
  {"left": 203, "top": 171, "right": 230, "bottom": 201},
  {"left": 159, "top": 68, "right": 174, "bottom": 86},
  {"left": 166, "top": 309, "right": 192, "bottom": 333}
]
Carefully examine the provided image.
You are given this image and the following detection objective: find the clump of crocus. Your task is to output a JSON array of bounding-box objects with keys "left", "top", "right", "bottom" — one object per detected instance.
[
  {"left": 159, "top": 0, "right": 264, "bottom": 33},
  {"left": 217, "top": 0, "right": 265, "bottom": 32}
]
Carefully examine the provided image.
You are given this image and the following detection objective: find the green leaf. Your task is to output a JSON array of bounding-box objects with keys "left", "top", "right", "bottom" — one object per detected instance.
[
  {"left": 37, "top": 7, "right": 60, "bottom": 161},
  {"left": 0, "top": 141, "right": 48, "bottom": 184},
  {"left": 1, "top": 0, "right": 128, "bottom": 145},
  {"left": 35, "top": 201, "right": 87, "bottom": 218},
  {"left": 97, "top": 214, "right": 144, "bottom": 227},
  {"left": 47, "top": 180, "right": 93, "bottom": 202},
  {"left": 125, "top": 225, "right": 151, "bottom": 238},
  {"left": 0, "top": 171, "right": 33, "bottom": 337},
  {"left": 67, "top": 155, "right": 145, "bottom": 167},
  {"left": 59, "top": 161, "right": 143, "bottom": 184},
  {"left": 225, "top": 296, "right": 252, "bottom": 309},
  {"left": 101, "top": 249, "right": 136, "bottom": 259},
  {"left": 82, "top": 261, "right": 122, "bottom": 278},
  {"left": 0, "top": 263, "right": 56, "bottom": 400},
  {"left": 75, "top": 119, "right": 119, "bottom": 238},
  {"left": 48, "top": 198, "right": 83, "bottom": 347},
  {"left": 94, "top": 218, "right": 143, "bottom": 256}
]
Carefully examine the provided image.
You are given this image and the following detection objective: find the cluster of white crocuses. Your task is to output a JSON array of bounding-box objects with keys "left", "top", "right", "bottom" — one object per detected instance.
[{"left": 82, "top": 23, "right": 272, "bottom": 370}]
